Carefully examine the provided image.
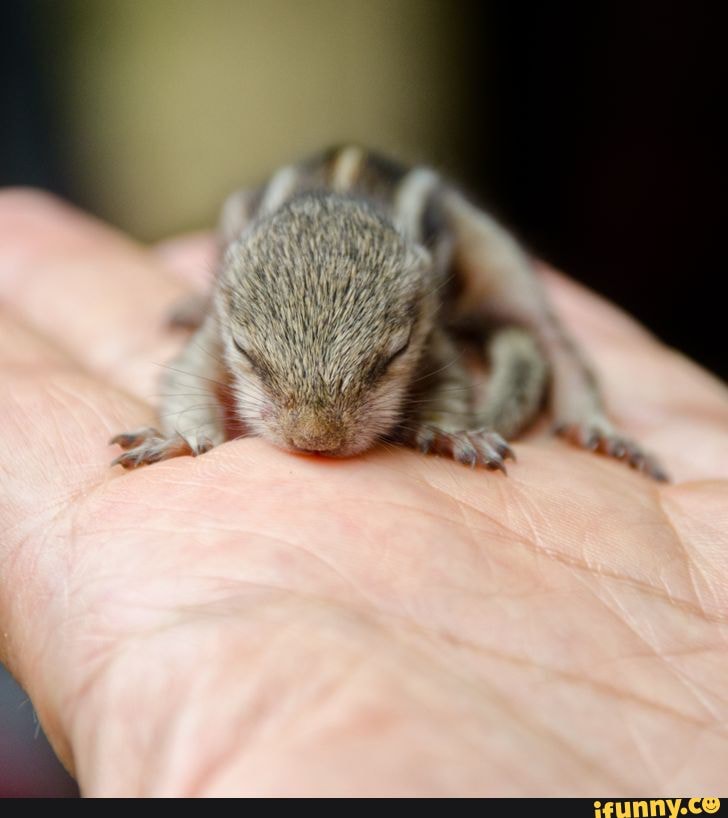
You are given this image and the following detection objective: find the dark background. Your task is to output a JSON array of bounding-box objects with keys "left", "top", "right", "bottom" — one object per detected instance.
[
  {"left": 2, "top": 2, "right": 722, "bottom": 377},
  {"left": 0, "top": 0, "right": 722, "bottom": 799}
]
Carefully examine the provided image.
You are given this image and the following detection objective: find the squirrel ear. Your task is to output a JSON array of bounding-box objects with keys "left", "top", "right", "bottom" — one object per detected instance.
[{"left": 219, "top": 188, "right": 259, "bottom": 246}]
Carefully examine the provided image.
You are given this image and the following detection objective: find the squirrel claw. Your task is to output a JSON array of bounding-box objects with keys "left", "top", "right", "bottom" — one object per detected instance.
[
  {"left": 413, "top": 426, "right": 513, "bottom": 474},
  {"left": 555, "top": 422, "right": 669, "bottom": 482},
  {"left": 110, "top": 429, "right": 211, "bottom": 469}
]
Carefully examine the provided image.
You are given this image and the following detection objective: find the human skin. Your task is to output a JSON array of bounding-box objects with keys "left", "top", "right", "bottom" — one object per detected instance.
[{"left": 0, "top": 190, "right": 727, "bottom": 797}]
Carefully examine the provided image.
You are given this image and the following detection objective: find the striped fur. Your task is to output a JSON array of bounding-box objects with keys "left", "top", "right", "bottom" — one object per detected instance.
[{"left": 111, "top": 145, "right": 667, "bottom": 480}]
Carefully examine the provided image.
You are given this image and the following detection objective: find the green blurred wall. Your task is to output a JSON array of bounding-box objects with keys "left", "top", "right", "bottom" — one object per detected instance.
[{"left": 50, "top": 0, "right": 473, "bottom": 240}]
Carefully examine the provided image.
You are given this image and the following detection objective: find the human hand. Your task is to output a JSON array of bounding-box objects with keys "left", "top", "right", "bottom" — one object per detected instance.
[{"left": 1, "top": 191, "right": 726, "bottom": 796}]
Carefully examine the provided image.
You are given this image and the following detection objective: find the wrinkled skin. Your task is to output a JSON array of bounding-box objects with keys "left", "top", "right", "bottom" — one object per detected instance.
[{"left": 1, "top": 191, "right": 727, "bottom": 797}]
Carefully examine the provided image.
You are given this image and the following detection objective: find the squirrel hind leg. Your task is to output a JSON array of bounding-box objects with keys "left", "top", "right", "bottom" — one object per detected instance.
[{"left": 475, "top": 326, "right": 549, "bottom": 441}]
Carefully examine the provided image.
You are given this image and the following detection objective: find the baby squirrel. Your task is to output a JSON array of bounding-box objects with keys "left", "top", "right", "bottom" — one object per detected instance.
[{"left": 111, "top": 145, "right": 667, "bottom": 480}]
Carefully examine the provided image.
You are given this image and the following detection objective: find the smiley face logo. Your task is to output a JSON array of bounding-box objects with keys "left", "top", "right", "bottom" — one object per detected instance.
[{"left": 702, "top": 799, "right": 720, "bottom": 815}]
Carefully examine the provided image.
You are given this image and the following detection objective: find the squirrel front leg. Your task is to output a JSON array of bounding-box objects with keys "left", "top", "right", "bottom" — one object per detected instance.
[
  {"left": 111, "top": 316, "right": 228, "bottom": 468},
  {"left": 397, "top": 329, "right": 516, "bottom": 473}
]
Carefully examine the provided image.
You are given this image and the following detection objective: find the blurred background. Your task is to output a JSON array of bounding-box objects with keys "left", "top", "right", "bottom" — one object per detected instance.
[{"left": 0, "top": 0, "right": 720, "bottom": 798}]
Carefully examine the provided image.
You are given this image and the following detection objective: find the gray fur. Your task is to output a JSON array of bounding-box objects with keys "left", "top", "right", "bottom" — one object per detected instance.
[
  {"left": 217, "top": 192, "right": 436, "bottom": 454},
  {"left": 110, "top": 145, "right": 667, "bottom": 480}
]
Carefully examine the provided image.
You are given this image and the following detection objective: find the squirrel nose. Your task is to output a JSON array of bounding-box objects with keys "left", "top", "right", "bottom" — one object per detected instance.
[
  {"left": 289, "top": 435, "right": 340, "bottom": 454},
  {"left": 285, "top": 409, "right": 344, "bottom": 454}
]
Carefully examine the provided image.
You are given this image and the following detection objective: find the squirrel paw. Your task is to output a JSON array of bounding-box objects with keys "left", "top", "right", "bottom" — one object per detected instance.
[
  {"left": 414, "top": 426, "right": 515, "bottom": 474},
  {"left": 555, "top": 421, "right": 669, "bottom": 482},
  {"left": 109, "top": 427, "right": 213, "bottom": 469}
]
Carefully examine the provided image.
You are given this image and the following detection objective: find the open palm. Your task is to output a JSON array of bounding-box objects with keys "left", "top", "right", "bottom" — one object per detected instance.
[{"left": 1, "top": 191, "right": 727, "bottom": 796}]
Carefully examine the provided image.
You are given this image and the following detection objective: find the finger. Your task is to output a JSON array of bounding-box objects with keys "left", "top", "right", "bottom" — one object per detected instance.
[
  {"left": 538, "top": 264, "right": 657, "bottom": 346},
  {"left": 540, "top": 266, "right": 726, "bottom": 416},
  {"left": 0, "top": 310, "right": 152, "bottom": 743},
  {"left": 0, "top": 190, "right": 191, "bottom": 399},
  {"left": 0, "top": 309, "right": 157, "bottom": 770},
  {"left": 540, "top": 266, "right": 728, "bottom": 481},
  {"left": 153, "top": 231, "right": 217, "bottom": 289},
  {"left": 0, "top": 310, "right": 153, "bottom": 512},
  {"left": 0, "top": 305, "right": 73, "bottom": 369},
  {"left": 0, "top": 310, "right": 153, "bottom": 552}
]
